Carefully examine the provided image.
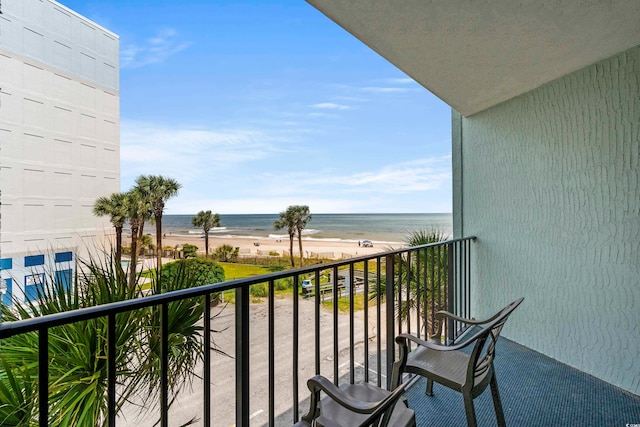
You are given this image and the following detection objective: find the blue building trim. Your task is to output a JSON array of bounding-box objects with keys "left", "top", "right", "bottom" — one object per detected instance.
[
  {"left": 0, "top": 258, "right": 12, "bottom": 270},
  {"left": 55, "top": 251, "right": 73, "bottom": 263},
  {"left": 24, "top": 254, "right": 45, "bottom": 267}
]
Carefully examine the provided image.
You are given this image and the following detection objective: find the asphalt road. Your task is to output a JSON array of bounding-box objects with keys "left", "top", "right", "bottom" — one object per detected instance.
[{"left": 118, "top": 296, "right": 389, "bottom": 427}]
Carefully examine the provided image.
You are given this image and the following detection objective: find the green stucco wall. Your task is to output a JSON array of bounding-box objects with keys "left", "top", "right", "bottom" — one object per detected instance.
[{"left": 454, "top": 46, "right": 639, "bottom": 394}]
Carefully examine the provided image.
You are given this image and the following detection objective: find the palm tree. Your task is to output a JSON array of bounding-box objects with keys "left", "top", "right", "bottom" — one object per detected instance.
[
  {"left": 93, "top": 192, "right": 128, "bottom": 264},
  {"left": 293, "top": 205, "right": 312, "bottom": 266},
  {"left": 125, "top": 190, "right": 148, "bottom": 288},
  {"left": 274, "top": 206, "right": 297, "bottom": 267},
  {"left": 192, "top": 210, "right": 221, "bottom": 258},
  {"left": 134, "top": 175, "right": 181, "bottom": 274}
]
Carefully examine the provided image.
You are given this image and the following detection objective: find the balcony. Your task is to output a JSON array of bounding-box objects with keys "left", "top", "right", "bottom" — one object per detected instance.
[{"left": 1, "top": 237, "right": 638, "bottom": 426}]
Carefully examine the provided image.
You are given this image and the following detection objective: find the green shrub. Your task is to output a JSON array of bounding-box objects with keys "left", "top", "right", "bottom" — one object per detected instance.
[
  {"left": 249, "top": 283, "right": 268, "bottom": 298},
  {"left": 274, "top": 277, "right": 292, "bottom": 291},
  {"left": 215, "top": 244, "right": 239, "bottom": 262},
  {"left": 182, "top": 243, "right": 198, "bottom": 258}
]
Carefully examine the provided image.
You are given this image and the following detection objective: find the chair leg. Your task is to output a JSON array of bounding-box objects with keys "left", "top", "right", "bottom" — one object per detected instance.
[
  {"left": 463, "top": 392, "right": 478, "bottom": 427},
  {"left": 490, "top": 374, "right": 506, "bottom": 427},
  {"left": 425, "top": 379, "right": 434, "bottom": 396}
]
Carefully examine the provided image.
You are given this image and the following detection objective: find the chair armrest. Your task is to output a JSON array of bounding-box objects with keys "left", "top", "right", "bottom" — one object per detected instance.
[
  {"left": 307, "top": 375, "right": 409, "bottom": 418},
  {"left": 396, "top": 332, "right": 476, "bottom": 352},
  {"left": 434, "top": 310, "right": 486, "bottom": 325},
  {"left": 307, "top": 376, "right": 380, "bottom": 414}
]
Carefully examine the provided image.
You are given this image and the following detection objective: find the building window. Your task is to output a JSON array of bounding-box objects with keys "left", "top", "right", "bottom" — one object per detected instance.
[
  {"left": 55, "top": 251, "right": 73, "bottom": 263},
  {"left": 24, "top": 254, "right": 45, "bottom": 267},
  {"left": 1, "top": 278, "right": 11, "bottom": 305},
  {"left": 0, "top": 258, "right": 12, "bottom": 270},
  {"left": 24, "top": 273, "right": 45, "bottom": 302},
  {"left": 55, "top": 269, "right": 72, "bottom": 293}
]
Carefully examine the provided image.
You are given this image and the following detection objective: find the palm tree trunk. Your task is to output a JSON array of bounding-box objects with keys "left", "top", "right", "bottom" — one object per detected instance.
[
  {"left": 129, "top": 224, "right": 139, "bottom": 289},
  {"left": 205, "top": 231, "right": 209, "bottom": 258},
  {"left": 115, "top": 225, "right": 123, "bottom": 264},
  {"left": 298, "top": 234, "right": 304, "bottom": 267},
  {"left": 288, "top": 234, "right": 295, "bottom": 267},
  {"left": 155, "top": 215, "right": 162, "bottom": 276}
]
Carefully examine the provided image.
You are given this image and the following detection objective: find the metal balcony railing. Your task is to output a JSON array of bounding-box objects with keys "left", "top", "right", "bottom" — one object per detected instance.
[{"left": 0, "top": 237, "right": 475, "bottom": 427}]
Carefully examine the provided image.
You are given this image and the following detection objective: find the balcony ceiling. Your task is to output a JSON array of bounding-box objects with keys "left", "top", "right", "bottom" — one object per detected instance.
[{"left": 306, "top": 0, "right": 640, "bottom": 116}]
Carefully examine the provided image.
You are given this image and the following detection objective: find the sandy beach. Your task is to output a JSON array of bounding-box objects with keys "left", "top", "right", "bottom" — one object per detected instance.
[{"left": 160, "top": 233, "right": 398, "bottom": 260}]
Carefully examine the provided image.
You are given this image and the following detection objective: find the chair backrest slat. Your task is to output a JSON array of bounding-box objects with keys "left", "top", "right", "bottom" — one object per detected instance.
[{"left": 468, "top": 298, "right": 524, "bottom": 385}]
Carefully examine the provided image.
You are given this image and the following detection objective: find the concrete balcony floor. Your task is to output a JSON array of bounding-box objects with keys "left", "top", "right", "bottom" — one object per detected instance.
[{"left": 405, "top": 338, "right": 640, "bottom": 426}]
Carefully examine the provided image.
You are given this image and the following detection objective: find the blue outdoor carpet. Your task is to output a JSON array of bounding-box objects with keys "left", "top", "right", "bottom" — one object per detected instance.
[{"left": 404, "top": 338, "right": 640, "bottom": 426}]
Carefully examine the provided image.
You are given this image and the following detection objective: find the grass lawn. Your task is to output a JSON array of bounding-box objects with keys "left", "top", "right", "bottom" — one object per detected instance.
[
  {"left": 220, "top": 263, "right": 275, "bottom": 280},
  {"left": 322, "top": 294, "right": 366, "bottom": 312}
]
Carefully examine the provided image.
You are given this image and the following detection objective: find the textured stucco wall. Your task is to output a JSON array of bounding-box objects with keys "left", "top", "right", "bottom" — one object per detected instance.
[{"left": 455, "top": 46, "right": 639, "bottom": 394}]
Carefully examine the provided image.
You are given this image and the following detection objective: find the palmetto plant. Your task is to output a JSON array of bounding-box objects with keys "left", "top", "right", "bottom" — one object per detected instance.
[
  {"left": 0, "top": 252, "right": 225, "bottom": 426},
  {"left": 370, "top": 228, "right": 449, "bottom": 337}
]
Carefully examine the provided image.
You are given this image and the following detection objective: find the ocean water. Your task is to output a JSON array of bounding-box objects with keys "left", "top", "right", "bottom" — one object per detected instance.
[{"left": 161, "top": 213, "right": 452, "bottom": 245}]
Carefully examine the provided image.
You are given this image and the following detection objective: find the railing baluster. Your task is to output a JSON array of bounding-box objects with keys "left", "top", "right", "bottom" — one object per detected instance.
[
  {"left": 161, "top": 302, "right": 169, "bottom": 427},
  {"left": 39, "top": 327, "right": 48, "bottom": 427},
  {"left": 466, "top": 239, "right": 471, "bottom": 318},
  {"left": 406, "top": 252, "right": 412, "bottom": 344},
  {"left": 397, "top": 254, "right": 402, "bottom": 339},
  {"left": 376, "top": 258, "right": 382, "bottom": 388},
  {"left": 415, "top": 248, "right": 421, "bottom": 342},
  {"left": 236, "top": 286, "right": 250, "bottom": 427},
  {"left": 332, "top": 265, "right": 339, "bottom": 385},
  {"left": 363, "top": 260, "right": 369, "bottom": 383},
  {"left": 108, "top": 313, "right": 116, "bottom": 427},
  {"left": 349, "top": 262, "right": 355, "bottom": 384},
  {"left": 385, "top": 254, "right": 395, "bottom": 390},
  {"left": 269, "top": 280, "right": 275, "bottom": 426},
  {"left": 447, "top": 243, "right": 455, "bottom": 343},
  {"left": 430, "top": 246, "right": 435, "bottom": 337},
  {"left": 314, "top": 269, "right": 321, "bottom": 376},
  {"left": 204, "top": 295, "right": 211, "bottom": 427},
  {"left": 292, "top": 275, "right": 300, "bottom": 421}
]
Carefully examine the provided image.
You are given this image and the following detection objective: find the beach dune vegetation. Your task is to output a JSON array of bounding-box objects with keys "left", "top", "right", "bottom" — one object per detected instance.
[{"left": 215, "top": 244, "right": 238, "bottom": 262}]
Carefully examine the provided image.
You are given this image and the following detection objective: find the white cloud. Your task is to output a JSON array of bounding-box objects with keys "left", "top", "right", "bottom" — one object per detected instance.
[
  {"left": 321, "top": 157, "right": 451, "bottom": 193},
  {"left": 160, "top": 155, "right": 452, "bottom": 214},
  {"left": 121, "top": 28, "right": 190, "bottom": 69},
  {"left": 311, "top": 102, "right": 352, "bottom": 110},
  {"left": 119, "top": 120, "right": 295, "bottom": 189},
  {"left": 378, "top": 77, "right": 415, "bottom": 85},
  {"left": 361, "top": 86, "right": 411, "bottom": 93}
]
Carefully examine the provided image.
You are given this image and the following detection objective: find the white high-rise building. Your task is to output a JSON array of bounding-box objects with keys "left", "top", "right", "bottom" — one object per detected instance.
[{"left": 0, "top": 0, "right": 119, "bottom": 304}]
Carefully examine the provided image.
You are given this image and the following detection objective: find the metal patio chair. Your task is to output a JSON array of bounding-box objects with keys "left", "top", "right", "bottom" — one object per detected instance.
[
  {"left": 394, "top": 297, "right": 524, "bottom": 427},
  {"left": 294, "top": 368, "right": 416, "bottom": 427}
]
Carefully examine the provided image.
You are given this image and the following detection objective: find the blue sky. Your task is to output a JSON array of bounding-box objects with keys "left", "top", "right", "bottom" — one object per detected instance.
[{"left": 58, "top": 0, "right": 452, "bottom": 214}]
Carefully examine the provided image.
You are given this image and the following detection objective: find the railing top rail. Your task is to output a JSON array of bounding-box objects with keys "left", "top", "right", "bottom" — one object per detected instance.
[{"left": 0, "top": 237, "right": 476, "bottom": 339}]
